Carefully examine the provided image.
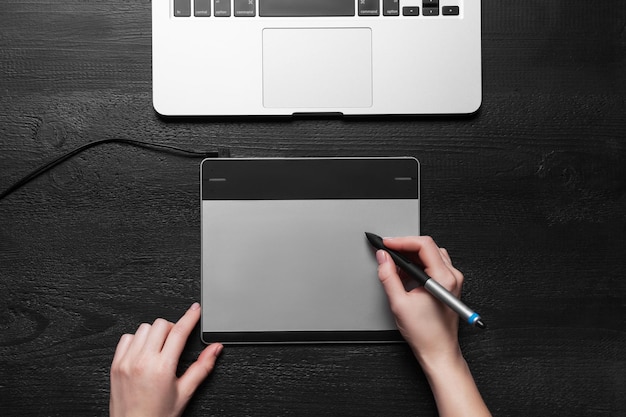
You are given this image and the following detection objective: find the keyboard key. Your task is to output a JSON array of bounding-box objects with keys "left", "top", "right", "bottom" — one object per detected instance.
[
  {"left": 214, "top": 0, "right": 231, "bottom": 16},
  {"left": 402, "top": 6, "right": 419, "bottom": 16},
  {"left": 423, "top": 7, "right": 439, "bottom": 16},
  {"left": 442, "top": 5, "right": 459, "bottom": 15},
  {"left": 359, "top": 0, "right": 380, "bottom": 16},
  {"left": 174, "top": 0, "right": 191, "bottom": 17},
  {"left": 383, "top": 0, "right": 399, "bottom": 16},
  {"left": 259, "top": 0, "right": 355, "bottom": 17},
  {"left": 195, "top": 0, "right": 211, "bottom": 16},
  {"left": 235, "top": 0, "right": 256, "bottom": 16},
  {"left": 422, "top": 0, "right": 439, "bottom": 6}
]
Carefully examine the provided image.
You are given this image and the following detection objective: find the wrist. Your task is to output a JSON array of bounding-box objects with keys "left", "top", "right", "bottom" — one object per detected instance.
[
  {"left": 415, "top": 347, "right": 492, "bottom": 417},
  {"left": 414, "top": 345, "right": 466, "bottom": 380}
]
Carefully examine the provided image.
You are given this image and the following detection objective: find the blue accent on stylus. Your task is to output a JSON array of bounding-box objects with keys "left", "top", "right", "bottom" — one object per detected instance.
[{"left": 468, "top": 313, "right": 479, "bottom": 324}]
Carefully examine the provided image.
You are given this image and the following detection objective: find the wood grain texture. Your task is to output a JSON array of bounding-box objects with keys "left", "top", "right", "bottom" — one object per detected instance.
[{"left": 1, "top": 0, "right": 625, "bottom": 416}]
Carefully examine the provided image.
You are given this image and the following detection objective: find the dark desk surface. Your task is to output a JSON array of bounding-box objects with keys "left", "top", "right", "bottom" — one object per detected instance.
[{"left": 1, "top": 1, "right": 625, "bottom": 416}]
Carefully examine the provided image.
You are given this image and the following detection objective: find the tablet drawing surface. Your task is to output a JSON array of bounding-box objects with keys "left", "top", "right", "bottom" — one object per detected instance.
[{"left": 201, "top": 158, "right": 419, "bottom": 344}]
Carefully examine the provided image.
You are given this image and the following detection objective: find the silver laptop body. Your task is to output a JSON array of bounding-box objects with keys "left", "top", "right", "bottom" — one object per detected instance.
[{"left": 153, "top": 0, "right": 481, "bottom": 116}]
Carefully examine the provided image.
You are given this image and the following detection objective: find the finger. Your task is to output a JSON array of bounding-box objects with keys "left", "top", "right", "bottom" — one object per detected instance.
[
  {"left": 375, "top": 250, "right": 407, "bottom": 301},
  {"left": 439, "top": 247, "right": 452, "bottom": 265},
  {"left": 111, "top": 333, "right": 134, "bottom": 367},
  {"left": 383, "top": 236, "right": 442, "bottom": 261},
  {"left": 162, "top": 303, "right": 201, "bottom": 359},
  {"left": 383, "top": 236, "right": 450, "bottom": 275},
  {"left": 126, "top": 322, "right": 152, "bottom": 357},
  {"left": 448, "top": 265, "right": 465, "bottom": 288},
  {"left": 384, "top": 236, "right": 463, "bottom": 293},
  {"left": 178, "top": 343, "right": 223, "bottom": 400},
  {"left": 144, "top": 318, "right": 174, "bottom": 353},
  {"left": 438, "top": 248, "right": 464, "bottom": 289}
]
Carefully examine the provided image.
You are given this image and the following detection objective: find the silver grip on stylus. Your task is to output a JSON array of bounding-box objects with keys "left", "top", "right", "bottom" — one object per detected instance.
[{"left": 424, "top": 279, "right": 474, "bottom": 322}]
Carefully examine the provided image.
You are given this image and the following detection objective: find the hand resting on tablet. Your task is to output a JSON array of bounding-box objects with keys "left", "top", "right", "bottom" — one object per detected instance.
[{"left": 109, "top": 303, "right": 222, "bottom": 417}]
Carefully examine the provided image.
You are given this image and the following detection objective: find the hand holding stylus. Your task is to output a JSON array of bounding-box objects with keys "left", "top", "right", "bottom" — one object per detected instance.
[
  {"left": 366, "top": 232, "right": 485, "bottom": 329},
  {"left": 373, "top": 235, "right": 491, "bottom": 417}
]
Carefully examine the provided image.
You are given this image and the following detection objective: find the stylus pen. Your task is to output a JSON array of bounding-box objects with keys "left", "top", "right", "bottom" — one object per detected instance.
[{"left": 365, "top": 232, "right": 486, "bottom": 329}]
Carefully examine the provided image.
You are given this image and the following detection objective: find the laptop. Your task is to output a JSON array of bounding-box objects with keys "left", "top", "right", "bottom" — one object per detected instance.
[
  {"left": 200, "top": 157, "right": 420, "bottom": 343},
  {"left": 153, "top": 0, "right": 482, "bottom": 117}
]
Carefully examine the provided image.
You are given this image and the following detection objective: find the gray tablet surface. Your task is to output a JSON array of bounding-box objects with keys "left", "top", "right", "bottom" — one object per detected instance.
[{"left": 201, "top": 158, "right": 419, "bottom": 344}]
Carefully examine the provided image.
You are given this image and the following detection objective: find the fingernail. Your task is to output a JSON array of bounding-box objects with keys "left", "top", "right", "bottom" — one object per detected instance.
[
  {"left": 376, "top": 250, "right": 387, "bottom": 265},
  {"left": 215, "top": 343, "right": 224, "bottom": 356},
  {"left": 190, "top": 302, "right": 200, "bottom": 311}
]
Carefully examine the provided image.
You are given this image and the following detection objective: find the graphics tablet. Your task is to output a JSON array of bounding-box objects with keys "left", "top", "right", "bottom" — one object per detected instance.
[{"left": 200, "top": 158, "right": 420, "bottom": 344}]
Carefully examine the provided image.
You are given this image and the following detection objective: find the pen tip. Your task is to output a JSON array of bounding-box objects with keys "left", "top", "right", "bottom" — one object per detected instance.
[
  {"left": 364, "top": 232, "right": 383, "bottom": 249},
  {"left": 475, "top": 319, "right": 486, "bottom": 329}
]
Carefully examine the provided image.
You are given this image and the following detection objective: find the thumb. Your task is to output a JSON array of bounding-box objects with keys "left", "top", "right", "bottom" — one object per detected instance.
[
  {"left": 178, "top": 343, "right": 223, "bottom": 400},
  {"left": 376, "top": 250, "right": 406, "bottom": 301}
]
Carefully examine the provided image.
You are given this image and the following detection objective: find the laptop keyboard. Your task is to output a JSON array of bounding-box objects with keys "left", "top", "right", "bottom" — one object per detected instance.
[{"left": 173, "top": 0, "right": 461, "bottom": 18}]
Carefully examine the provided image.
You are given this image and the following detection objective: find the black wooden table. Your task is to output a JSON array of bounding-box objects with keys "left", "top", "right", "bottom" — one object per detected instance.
[{"left": 1, "top": 1, "right": 625, "bottom": 416}]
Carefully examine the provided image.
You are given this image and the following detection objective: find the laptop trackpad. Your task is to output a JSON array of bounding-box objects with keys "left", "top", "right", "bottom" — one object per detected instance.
[{"left": 262, "top": 28, "right": 372, "bottom": 110}]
